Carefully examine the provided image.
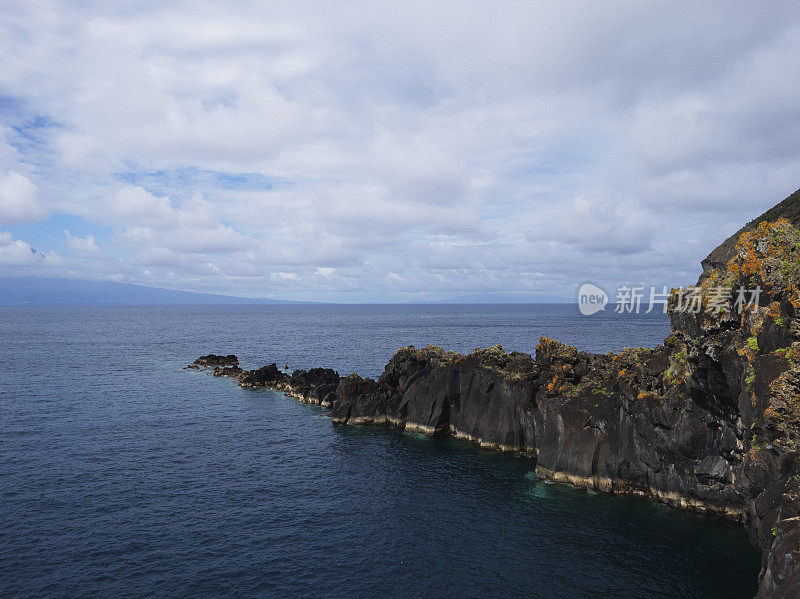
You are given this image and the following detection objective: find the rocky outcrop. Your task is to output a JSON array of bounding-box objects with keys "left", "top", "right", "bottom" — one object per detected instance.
[
  {"left": 326, "top": 338, "right": 746, "bottom": 517},
  {"left": 700, "top": 187, "right": 800, "bottom": 280},
  {"left": 288, "top": 368, "right": 340, "bottom": 406},
  {"left": 193, "top": 354, "right": 239, "bottom": 367},
  {"left": 237, "top": 363, "right": 287, "bottom": 388},
  {"left": 191, "top": 193, "right": 800, "bottom": 598},
  {"left": 330, "top": 345, "right": 539, "bottom": 449},
  {"left": 212, "top": 365, "right": 243, "bottom": 377},
  {"left": 188, "top": 360, "right": 342, "bottom": 407}
]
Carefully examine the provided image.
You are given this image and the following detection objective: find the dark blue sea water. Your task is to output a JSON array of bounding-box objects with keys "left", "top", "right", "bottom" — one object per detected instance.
[{"left": 0, "top": 304, "right": 760, "bottom": 598}]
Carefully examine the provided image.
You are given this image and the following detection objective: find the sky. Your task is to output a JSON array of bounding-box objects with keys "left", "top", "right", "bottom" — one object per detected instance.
[{"left": 1, "top": 1, "right": 800, "bottom": 302}]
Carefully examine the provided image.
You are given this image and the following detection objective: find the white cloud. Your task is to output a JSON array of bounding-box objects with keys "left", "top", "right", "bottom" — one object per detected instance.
[
  {"left": 0, "top": 231, "right": 59, "bottom": 267},
  {"left": 107, "top": 186, "right": 177, "bottom": 229},
  {"left": 105, "top": 186, "right": 251, "bottom": 256},
  {"left": 0, "top": 127, "right": 22, "bottom": 170},
  {"left": 0, "top": 171, "right": 46, "bottom": 225},
  {"left": 1, "top": 2, "right": 800, "bottom": 299},
  {"left": 64, "top": 230, "right": 100, "bottom": 256},
  {"left": 551, "top": 195, "right": 653, "bottom": 255}
]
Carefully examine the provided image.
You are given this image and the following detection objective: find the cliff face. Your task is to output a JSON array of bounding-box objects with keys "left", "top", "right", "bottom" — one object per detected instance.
[
  {"left": 327, "top": 336, "right": 746, "bottom": 515},
  {"left": 192, "top": 196, "right": 800, "bottom": 598},
  {"left": 330, "top": 346, "right": 539, "bottom": 449}
]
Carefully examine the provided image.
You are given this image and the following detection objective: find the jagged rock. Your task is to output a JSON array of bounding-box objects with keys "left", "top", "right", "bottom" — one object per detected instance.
[
  {"left": 213, "top": 366, "right": 243, "bottom": 377},
  {"left": 700, "top": 187, "right": 800, "bottom": 281},
  {"left": 288, "top": 368, "right": 340, "bottom": 405},
  {"left": 237, "top": 363, "right": 288, "bottom": 388},
  {"left": 193, "top": 354, "right": 239, "bottom": 367},
  {"left": 329, "top": 373, "right": 399, "bottom": 424}
]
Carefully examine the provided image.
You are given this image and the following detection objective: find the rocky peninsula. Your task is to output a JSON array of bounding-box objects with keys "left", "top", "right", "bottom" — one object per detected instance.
[{"left": 191, "top": 189, "right": 800, "bottom": 598}]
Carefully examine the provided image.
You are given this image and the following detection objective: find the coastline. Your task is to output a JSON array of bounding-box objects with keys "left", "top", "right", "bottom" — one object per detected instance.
[
  {"left": 189, "top": 192, "right": 800, "bottom": 598},
  {"left": 233, "top": 372, "right": 744, "bottom": 521}
]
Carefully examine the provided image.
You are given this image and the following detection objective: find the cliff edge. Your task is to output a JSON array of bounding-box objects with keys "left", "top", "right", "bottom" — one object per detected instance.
[{"left": 700, "top": 187, "right": 800, "bottom": 281}]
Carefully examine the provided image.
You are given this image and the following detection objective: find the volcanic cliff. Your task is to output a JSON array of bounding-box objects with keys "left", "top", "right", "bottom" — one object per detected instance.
[{"left": 193, "top": 189, "right": 800, "bottom": 598}]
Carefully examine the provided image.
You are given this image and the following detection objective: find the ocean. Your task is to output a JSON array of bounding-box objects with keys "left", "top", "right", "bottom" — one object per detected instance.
[{"left": 0, "top": 304, "right": 760, "bottom": 597}]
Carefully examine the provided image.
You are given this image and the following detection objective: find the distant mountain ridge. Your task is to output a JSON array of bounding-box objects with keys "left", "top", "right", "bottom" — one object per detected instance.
[{"left": 0, "top": 278, "right": 299, "bottom": 306}]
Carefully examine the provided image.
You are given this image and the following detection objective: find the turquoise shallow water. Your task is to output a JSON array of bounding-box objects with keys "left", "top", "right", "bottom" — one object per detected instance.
[{"left": 0, "top": 304, "right": 760, "bottom": 597}]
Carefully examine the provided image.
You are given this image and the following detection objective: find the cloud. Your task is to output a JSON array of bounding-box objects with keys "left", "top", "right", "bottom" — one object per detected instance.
[
  {"left": 106, "top": 186, "right": 177, "bottom": 229},
  {"left": 0, "top": 231, "right": 59, "bottom": 267},
  {"left": 550, "top": 195, "right": 653, "bottom": 255},
  {"left": 0, "top": 171, "right": 46, "bottom": 224},
  {"left": 0, "top": 127, "right": 22, "bottom": 170},
  {"left": 1, "top": 3, "right": 800, "bottom": 299},
  {"left": 105, "top": 186, "right": 251, "bottom": 255},
  {"left": 64, "top": 230, "right": 100, "bottom": 256}
]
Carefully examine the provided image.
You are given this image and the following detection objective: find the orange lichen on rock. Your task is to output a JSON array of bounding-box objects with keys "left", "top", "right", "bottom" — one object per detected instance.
[
  {"left": 768, "top": 301, "right": 781, "bottom": 320},
  {"left": 726, "top": 218, "right": 800, "bottom": 295},
  {"left": 765, "top": 406, "right": 783, "bottom": 422}
]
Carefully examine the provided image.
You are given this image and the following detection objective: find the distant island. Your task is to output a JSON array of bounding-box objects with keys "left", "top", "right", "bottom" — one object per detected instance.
[
  {"left": 192, "top": 188, "right": 800, "bottom": 598},
  {"left": 0, "top": 277, "right": 571, "bottom": 306},
  {"left": 0, "top": 277, "right": 304, "bottom": 306}
]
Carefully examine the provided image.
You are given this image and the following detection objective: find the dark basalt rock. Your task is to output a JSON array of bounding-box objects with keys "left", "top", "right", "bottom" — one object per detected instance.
[
  {"left": 238, "top": 363, "right": 288, "bottom": 388},
  {"left": 329, "top": 373, "right": 399, "bottom": 424},
  {"left": 213, "top": 366, "right": 243, "bottom": 377},
  {"left": 193, "top": 354, "right": 239, "bottom": 367},
  {"left": 289, "top": 368, "right": 340, "bottom": 405},
  {"left": 191, "top": 192, "right": 800, "bottom": 598}
]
